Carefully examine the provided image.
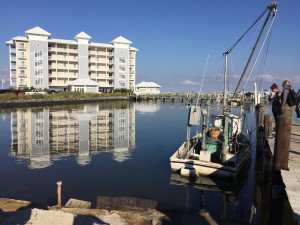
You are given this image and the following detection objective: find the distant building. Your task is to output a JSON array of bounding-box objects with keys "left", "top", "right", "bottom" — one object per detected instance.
[
  {"left": 134, "top": 81, "right": 161, "bottom": 95},
  {"left": 6, "top": 26, "right": 138, "bottom": 92}
]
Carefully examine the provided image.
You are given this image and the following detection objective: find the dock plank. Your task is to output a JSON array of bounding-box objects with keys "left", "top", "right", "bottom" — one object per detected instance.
[{"left": 267, "top": 121, "right": 300, "bottom": 223}]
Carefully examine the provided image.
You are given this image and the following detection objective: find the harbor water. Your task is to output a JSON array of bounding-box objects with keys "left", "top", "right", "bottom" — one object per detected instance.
[{"left": 0, "top": 100, "right": 298, "bottom": 224}]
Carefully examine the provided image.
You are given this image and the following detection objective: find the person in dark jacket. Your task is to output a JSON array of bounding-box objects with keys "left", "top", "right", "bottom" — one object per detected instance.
[{"left": 269, "top": 83, "right": 281, "bottom": 121}]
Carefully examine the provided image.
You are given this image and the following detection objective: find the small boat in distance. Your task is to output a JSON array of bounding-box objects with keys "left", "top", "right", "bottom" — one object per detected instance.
[{"left": 170, "top": 2, "right": 278, "bottom": 179}]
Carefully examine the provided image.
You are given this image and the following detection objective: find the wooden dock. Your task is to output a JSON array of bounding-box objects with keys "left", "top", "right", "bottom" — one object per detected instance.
[{"left": 267, "top": 121, "right": 300, "bottom": 224}]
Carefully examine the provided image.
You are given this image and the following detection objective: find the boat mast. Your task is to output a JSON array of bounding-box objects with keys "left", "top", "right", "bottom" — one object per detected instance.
[
  {"left": 233, "top": 2, "right": 278, "bottom": 95},
  {"left": 223, "top": 52, "right": 229, "bottom": 107}
]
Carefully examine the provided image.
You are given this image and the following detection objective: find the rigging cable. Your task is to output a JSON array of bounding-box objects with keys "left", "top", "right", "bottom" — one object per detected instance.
[
  {"left": 196, "top": 54, "right": 210, "bottom": 106},
  {"left": 233, "top": 3, "right": 277, "bottom": 95},
  {"left": 241, "top": 14, "right": 277, "bottom": 90},
  {"left": 225, "top": 8, "right": 268, "bottom": 54},
  {"left": 257, "top": 32, "right": 272, "bottom": 90}
]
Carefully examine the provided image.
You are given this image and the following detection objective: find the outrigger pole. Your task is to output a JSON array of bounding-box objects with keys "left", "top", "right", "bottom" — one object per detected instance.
[{"left": 233, "top": 2, "right": 278, "bottom": 96}]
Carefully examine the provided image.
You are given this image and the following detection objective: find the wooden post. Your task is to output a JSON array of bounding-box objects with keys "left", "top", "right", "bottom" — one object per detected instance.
[
  {"left": 255, "top": 103, "right": 265, "bottom": 131},
  {"left": 264, "top": 115, "right": 272, "bottom": 138},
  {"left": 256, "top": 131, "right": 264, "bottom": 155},
  {"left": 57, "top": 180, "right": 62, "bottom": 207},
  {"left": 254, "top": 83, "right": 258, "bottom": 106},
  {"left": 273, "top": 116, "right": 291, "bottom": 170}
]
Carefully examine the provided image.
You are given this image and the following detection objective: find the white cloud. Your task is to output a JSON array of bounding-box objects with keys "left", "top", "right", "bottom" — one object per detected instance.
[{"left": 181, "top": 80, "right": 200, "bottom": 86}]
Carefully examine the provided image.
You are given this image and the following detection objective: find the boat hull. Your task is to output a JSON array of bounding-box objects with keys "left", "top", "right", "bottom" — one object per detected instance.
[{"left": 170, "top": 142, "right": 251, "bottom": 179}]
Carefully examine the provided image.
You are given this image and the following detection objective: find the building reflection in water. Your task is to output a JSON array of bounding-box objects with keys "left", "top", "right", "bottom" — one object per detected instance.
[{"left": 9, "top": 103, "right": 135, "bottom": 169}]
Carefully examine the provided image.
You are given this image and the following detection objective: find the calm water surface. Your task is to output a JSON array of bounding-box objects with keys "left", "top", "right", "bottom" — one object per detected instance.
[{"left": 0, "top": 100, "right": 298, "bottom": 224}]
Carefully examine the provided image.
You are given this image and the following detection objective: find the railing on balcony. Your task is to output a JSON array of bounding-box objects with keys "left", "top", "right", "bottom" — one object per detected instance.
[
  {"left": 18, "top": 64, "right": 27, "bottom": 68},
  {"left": 18, "top": 55, "right": 26, "bottom": 59},
  {"left": 10, "top": 49, "right": 16, "bottom": 54}
]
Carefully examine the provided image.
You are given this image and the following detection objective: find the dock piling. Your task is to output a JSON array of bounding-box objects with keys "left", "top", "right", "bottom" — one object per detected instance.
[
  {"left": 273, "top": 116, "right": 291, "bottom": 171},
  {"left": 57, "top": 180, "right": 62, "bottom": 207}
]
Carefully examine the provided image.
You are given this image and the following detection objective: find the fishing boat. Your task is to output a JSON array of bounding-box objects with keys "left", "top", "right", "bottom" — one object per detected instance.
[{"left": 170, "top": 2, "right": 278, "bottom": 179}]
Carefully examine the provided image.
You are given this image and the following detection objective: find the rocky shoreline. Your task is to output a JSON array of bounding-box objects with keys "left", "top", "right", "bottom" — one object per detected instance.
[
  {"left": 0, "top": 198, "right": 221, "bottom": 225},
  {"left": 0, "top": 198, "right": 165, "bottom": 225}
]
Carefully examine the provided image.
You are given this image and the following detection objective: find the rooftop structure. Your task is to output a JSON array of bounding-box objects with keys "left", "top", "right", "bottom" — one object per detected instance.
[{"left": 134, "top": 81, "right": 161, "bottom": 95}]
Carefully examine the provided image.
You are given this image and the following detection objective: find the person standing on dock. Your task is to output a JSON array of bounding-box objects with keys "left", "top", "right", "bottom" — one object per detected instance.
[
  {"left": 269, "top": 83, "right": 282, "bottom": 122},
  {"left": 295, "top": 90, "right": 300, "bottom": 118}
]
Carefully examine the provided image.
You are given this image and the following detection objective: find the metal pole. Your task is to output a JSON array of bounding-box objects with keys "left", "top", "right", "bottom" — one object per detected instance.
[{"left": 224, "top": 53, "right": 228, "bottom": 107}]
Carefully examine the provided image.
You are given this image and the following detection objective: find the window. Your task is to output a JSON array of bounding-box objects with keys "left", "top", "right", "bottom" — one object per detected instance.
[
  {"left": 35, "top": 77, "right": 43, "bottom": 85},
  {"left": 120, "top": 73, "right": 125, "bottom": 79},
  {"left": 34, "top": 50, "right": 43, "bottom": 58},
  {"left": 119, "top": 81, "right": 125, "bottom": 87},
  {"left": 19, "top": 52, "right": 25, "bottom": 59},
  {"left": 18, "top": 43, "right": 25, "bottom": 50},
  {"left": 20, "top": 70, "right": 25, "bottom": 76},
  {"left": 35, "top": 60, "right": 43, "bottom": 67},
  {"left": 119, "top": 57, "right": 125, "bottom": 64},
  {"left": 20, "top": 61, "right": 25, "bottom": 67},
  {"left": 119, "top": 66, "right": 125, "bottom": 72}
]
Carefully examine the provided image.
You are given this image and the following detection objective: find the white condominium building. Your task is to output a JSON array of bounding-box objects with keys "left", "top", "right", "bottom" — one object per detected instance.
[{"left": 6, "top": 26, "right": 138, "bottom": 92}]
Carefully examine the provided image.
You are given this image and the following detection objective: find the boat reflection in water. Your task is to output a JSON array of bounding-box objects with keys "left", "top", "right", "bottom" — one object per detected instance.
[
  {"left": 170, "top": 158, "right": 251, "bottom": 222},
  {"left": 9, "top": 102, "right": 136, "bottom": 169}
]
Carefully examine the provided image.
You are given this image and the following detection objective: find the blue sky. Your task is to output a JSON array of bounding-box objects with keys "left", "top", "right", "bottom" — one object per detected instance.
[{"left": 1, "top": 0, "right": 299, "bottom": 93}]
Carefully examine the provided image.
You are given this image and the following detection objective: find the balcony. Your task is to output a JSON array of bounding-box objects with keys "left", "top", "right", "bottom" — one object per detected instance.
[
  {"left": 88, "top": 50, "right": 97, "bottom": 55},
  {"left": 19, "top": 73, "right": 27, "bottom": 77},
  {"left": 48, "top": 55, "right": 56, "bottom": 60},
  {"left": 56, "top": 57, "right": 68, "bottom": 62},
  {"left": 18, "top": 47, "right": 26, "bottom": 51},
  {"left": 18, "top": 55, "right": 26, "bottom": 59},
  {"left": 69, "top": 67, "right": 78, "bottom": 71},
  {"left": 69, "top": 57, "right": 78, "bottom": 62},
  {"left": 10, "top": 49, "right": 16, "bottom": 54},
  {"left": 18, "top": 64, "right": 27, "bottom": 69},
  {"left": 68, "top": 48, "right": 78, "bottom": 54},
  {"left": 48, "top": 47, "right": 57, "bottom": 52}
]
